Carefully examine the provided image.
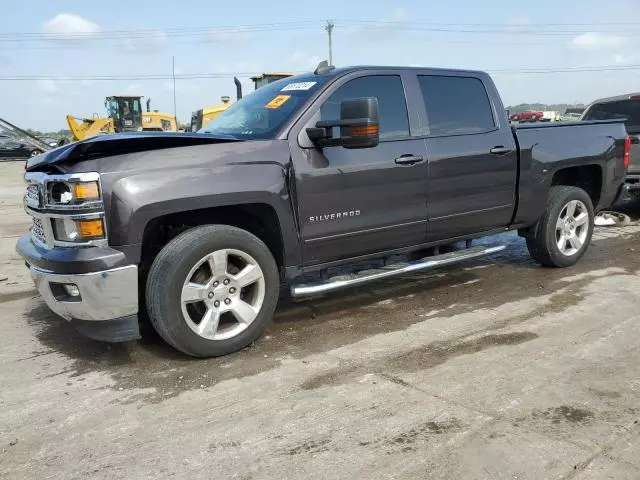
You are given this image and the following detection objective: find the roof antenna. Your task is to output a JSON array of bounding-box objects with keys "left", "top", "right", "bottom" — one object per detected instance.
[{"left": 314, "top": 60, "right": 335, "bottom": 75}]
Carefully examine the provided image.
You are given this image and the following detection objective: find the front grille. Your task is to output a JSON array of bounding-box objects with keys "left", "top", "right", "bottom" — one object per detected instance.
[
  {"left": 30, "top": 216, "right": 46, "bottom": 245},
  {"left": 26, "top": 183, "right": 40, "bottom": 205}
]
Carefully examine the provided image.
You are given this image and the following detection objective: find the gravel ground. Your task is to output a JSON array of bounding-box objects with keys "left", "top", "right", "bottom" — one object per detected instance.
[{"left": 1, "top": 161, "right": 639, "bottom": 479}]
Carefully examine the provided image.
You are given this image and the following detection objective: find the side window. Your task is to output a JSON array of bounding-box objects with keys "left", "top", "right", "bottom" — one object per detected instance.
[
  {"left": 320, "top": 75, "right": 409, "bottom": 141},
  {"left": 418, "top": 75, "right": 495, "bottom": 136}
]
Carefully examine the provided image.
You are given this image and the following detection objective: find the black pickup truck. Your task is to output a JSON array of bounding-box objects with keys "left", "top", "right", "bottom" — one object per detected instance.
[{"left": 17, "top": 63, "right": 629, "bottom": 357}]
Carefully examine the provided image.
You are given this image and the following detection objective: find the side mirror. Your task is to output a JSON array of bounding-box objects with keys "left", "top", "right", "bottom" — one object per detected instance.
[{"left": 307, "top": 97, "right": 379, "bottom": 149}]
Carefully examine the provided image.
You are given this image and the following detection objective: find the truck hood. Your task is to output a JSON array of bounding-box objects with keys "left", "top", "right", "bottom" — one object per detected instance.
[{"left": 26, "top": 132, "right": 240, "bottom": 171}]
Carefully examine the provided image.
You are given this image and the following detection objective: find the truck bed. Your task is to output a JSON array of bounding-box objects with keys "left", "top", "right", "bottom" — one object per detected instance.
[{"left": 512, "top": 118, "right": 627, "bottom": 227}]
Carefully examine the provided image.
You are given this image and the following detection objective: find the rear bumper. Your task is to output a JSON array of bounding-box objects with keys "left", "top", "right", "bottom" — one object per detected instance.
[{"left": 624, "top": 173, "right": 640, "bottom": 190}]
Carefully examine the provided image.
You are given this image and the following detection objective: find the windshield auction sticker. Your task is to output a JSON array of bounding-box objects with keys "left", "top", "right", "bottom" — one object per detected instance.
[
  {"left": 265, "top": 95, "right": 291, "bottom": 109},
  {"left": 281, "top": 82, "right": 317, "bottom": 91}
]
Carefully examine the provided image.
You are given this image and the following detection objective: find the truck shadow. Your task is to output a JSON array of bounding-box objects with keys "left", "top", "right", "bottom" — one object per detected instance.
[{"left": 21, "top": 232, "right": 638, "bottom": 404}]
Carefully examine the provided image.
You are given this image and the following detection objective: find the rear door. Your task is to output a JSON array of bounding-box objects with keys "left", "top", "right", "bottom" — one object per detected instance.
[
  {"left": 290, "top": 72, "right": 429, "bottom": 266},
  {"left": 583, "top": 99, "right": 640, "bottom": 173},
  {"left": 415, "top": 73, "right": 518, "bottom": 240}
]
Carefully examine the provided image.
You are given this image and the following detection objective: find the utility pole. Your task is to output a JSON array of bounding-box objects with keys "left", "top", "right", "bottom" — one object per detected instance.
[
  {"left": 325, "top": 20, "right": 335, "bottom": 66},
  {"left": 172, "top": 56, "right": 177, "bottom": 120}
]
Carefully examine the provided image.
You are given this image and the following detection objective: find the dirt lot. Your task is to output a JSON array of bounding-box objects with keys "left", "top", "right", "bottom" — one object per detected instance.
[{"left": 1, "top": 160, "right": 639, "bottom": 479}]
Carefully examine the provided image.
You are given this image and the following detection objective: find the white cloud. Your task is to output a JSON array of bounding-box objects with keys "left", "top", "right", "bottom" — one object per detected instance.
[
  {"left": 289, "top": 51, "right": 322, "bottom": 71},
  {"left": 121, "top": 30, "right": 168, "bottom": 53},
  {"left": 391, "top": 8, "right": 407, "bottom": 22},
  {"left": 505, "top": 16, "right": 533, "bottom": 33},
  {"left": 347, "top": 8, "right": 409, "bottom": 38},
  {"left": 37, "top": 79, "right": 58, "bottom": 94},
  {"left": 613, "top": 53, "right": 638, "bottom": 64},
  {"left": 507, "top": 16, "right": 533, "bottom": 26},
  {"left": 569, "top": 32, "right": 625, "bottom": 51},
  {"left": 42, "top": 13, "right": 100, "bottom": 38},
  {"left": 126, "top": 84, "right": 142, "bottom": 93},
  {"left": 204, "top": 31, "right": 253, "bottom": 44},
  {"left": 163, "top": 81, "right": 199, "bottom": 94}
]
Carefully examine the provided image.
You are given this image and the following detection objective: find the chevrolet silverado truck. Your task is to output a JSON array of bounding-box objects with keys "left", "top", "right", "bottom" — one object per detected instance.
[{"left": 17, "top": 62, "right": 630, "bottom": 357}]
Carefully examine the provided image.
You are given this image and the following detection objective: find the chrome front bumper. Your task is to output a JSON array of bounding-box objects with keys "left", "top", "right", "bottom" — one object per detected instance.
[{"left": 29, "top": 264, "right": 138, "bottom": 322}]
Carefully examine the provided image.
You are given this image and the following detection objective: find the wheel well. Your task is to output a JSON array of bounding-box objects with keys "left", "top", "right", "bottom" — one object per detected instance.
[
  {"left": 140, "top": 204, "right": 285, "bottom": 274},
  {"left": 551, "top": 165, "right": 602, "bottom": 207}
]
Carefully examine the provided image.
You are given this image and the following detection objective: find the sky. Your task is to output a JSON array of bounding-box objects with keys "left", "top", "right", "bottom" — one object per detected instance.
[{"left": 1, "top": 0, "right": 639, "bottom": 131}]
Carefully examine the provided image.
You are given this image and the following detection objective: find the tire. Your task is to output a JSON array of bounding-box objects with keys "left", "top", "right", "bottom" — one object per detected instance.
[
  {"left": 29, "top": 149, "right": 43, "bottom": 157},
  {"left": 526, "top": 186, "right": 594, "bottom": 267},
  {"left": 146, "top": 225, "right": 280, "bottom": 357}
]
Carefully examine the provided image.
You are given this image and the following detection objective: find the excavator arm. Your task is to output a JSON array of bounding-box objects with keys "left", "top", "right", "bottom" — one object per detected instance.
[{"left": 66, "top": 115, "right": 115, "bottom": 141}]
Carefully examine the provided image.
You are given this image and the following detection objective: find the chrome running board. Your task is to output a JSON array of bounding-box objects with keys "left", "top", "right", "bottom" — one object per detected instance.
[{"left": 291, "top": 245, "right": 505, "bottom": 298}]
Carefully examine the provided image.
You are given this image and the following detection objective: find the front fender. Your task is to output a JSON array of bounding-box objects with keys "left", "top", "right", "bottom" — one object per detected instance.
[{"left": 105, "top": 163, "right": 300, "bottom": 267}]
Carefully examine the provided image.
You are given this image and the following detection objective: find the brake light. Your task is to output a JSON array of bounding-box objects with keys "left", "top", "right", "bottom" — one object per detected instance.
[
  {"left": 624, "top": 135, "right": 631, "bottom": 169},
  {"left": 630, "top": 94, "right": 640, "bottom": 100}
]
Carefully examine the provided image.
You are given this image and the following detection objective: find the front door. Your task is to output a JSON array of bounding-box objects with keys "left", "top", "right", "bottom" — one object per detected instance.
[{"left": 291, "top": 74, "right": 429, "bottom": 266}]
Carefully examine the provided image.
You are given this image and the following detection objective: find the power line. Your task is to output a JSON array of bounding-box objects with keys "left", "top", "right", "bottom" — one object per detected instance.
[
  {"left": 2, "top": 64, "right": 640, "bottom": 82},
  {"left": 335, "top": 23, "right": 640, "bottom": 37},
  {"left": 0, "top": 22, "right": 321, "bottom": 42},
  {"left": 1, "top": 19, "right": 639, "bottom": 43}
]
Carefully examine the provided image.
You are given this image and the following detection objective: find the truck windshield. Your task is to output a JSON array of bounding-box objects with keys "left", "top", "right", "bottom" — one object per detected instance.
[
  {"left": 583, "top": 100, "right": 640, "bottom": 133},
  {"left": 199, "top": 76, "right": 325, "bottom": 139}
]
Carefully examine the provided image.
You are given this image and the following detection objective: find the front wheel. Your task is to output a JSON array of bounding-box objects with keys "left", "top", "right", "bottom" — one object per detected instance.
[
  {"left": 526, "top": 186, "right": 594, "bottom": 267},
  {"left": 29, "top": 149, "right": 43, "bottom": 157},
  {"left": 146, "top": 225, "right": 280, "bottom": 357}
]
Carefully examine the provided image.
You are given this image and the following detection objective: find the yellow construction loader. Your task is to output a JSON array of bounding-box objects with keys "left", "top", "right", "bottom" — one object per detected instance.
[
  {"left": 67, "top": 96, "right": 177, "bottom": 141},
  {"left": 190, "top": 72, "right": 294, "bottom": 131}
]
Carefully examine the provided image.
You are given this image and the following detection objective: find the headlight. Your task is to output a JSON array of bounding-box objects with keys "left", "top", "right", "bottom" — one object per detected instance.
[
  {"left": 47, "top": 181, "right": 100, "bottom": 205},
  {"left": 73, "top": 182, "right": 100, "bottom": 201},
  {"left": 52, "top": 218, "right": 105, "bottom": 242}
]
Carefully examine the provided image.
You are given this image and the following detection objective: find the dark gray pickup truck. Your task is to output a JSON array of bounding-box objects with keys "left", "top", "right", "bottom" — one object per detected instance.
[
  {"left": 17, "top": 63, "right": 630, "bottom": 357},
  {"left": 581, "top": 93, "right": 639, "bottom": 198}
]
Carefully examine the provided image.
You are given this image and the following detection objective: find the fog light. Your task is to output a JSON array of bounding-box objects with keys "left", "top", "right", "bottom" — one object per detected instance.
[
  {"left": 63, "top": 284, "right": 80, "bottom": 297},
  {"left": 76, "top": 219, "right": 104, "bottom": 238},
  {"left": 53, "top": 218, "right": 105, "bottom": 242}
]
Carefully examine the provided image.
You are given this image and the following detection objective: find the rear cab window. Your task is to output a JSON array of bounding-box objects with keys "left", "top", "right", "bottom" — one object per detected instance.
[
  {"left": 583, "top": 99, "right": 640, "bottom": 134},
  {"left": 418, "top": 75, "right": 495, "bottom": 136}
]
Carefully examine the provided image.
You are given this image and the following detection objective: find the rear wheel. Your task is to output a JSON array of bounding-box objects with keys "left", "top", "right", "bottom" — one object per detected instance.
[
  {"left": 526, "top": 186, "right": 594, "bottom": 267},
  {"left": 146, "top": 225, "right": 279, "bottom": 357},
  {"left": 29, "top": 149, "right": 43, "bottom": 157}
]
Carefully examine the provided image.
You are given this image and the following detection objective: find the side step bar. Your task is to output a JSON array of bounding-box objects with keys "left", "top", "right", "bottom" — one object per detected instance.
[{"left": 291, "top": 245, "right": 505, "bottom": 298}]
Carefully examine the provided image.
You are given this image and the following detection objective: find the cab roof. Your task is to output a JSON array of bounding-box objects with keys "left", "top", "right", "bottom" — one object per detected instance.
[
  {"left": 291, "top": 65, "right": 489, "bottom": 80},
  {"left": 587, "top": 93, "right": 640, "bottom": 105}
]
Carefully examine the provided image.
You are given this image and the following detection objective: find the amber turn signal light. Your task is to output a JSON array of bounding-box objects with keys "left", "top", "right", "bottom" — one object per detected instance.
[
  {"left": 350, "top": 125, "right": 379, "bottom": 136},
  {"left": 76, "top": 219, "right": 104, "bottom": 238},
  {"left": 74, "top": 182, "right": 100, "bottom": 201}
]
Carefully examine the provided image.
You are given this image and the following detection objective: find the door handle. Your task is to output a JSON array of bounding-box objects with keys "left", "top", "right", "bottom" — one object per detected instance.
[
  {"left": 395, "top": 154, "right": 424, "bottom": 165},
  {"left": 489, "top": 146, "right": 512, "bottom": 155}
]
